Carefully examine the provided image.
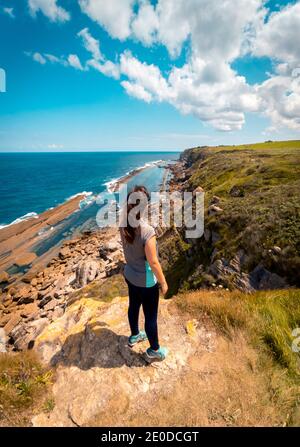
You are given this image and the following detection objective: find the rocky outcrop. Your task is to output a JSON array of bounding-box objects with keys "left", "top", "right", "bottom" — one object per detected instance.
[
  {"left": 0, "top": 228, "right": 125, "bottom": 352},
  {"left": 166, "top": 158, "right": 291, "bottom": 294},
  {"left": 0, "top": 272, "right": 9, "bottom": 284},
  {"left": 75, "top": 260, "right": 104, "bottom": 287},
  {"left": 32, "top": 294, "right": 214, "bottom": 426}
]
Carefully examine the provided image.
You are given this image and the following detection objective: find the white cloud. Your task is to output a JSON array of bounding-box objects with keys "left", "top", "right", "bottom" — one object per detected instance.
[
  {"left": 252, "top": 2, "right": 300, "bottom": 63},
  {"left": 131, "top": 1, "right": 158, "bottom": 46},
  {"left": 28, "top": 0, "right": 70, "bottom": 22},
  {"left": 79, "top": 0, "right": 134, "bottom": 40},
  {"left": 87, "top": 59, "right": 120, "bottom": 79},
  {"left": 48, "top": 143, "right": 64, "bottom": 149},
  {"left": 3, "top": 7, "right": 15, "bottom": 18},
  {"left": 121, "top": 80, "right": 152, "bottom": 103},
  {"left": 26, "top": 0, "right": 300, "bottom": 132},
  {"left": 120, "top": 51, "right": 170, "bottom": 102},
  {"left": 166, "top": 57, "right": 261, "bottom": 131},
  {"left": 77, "top": 28, "right": 102, "bottom": 61},
  {"left": 33, "top": 52, "right": 47, "bottom": 64},
  {"left": 26, "top": 51, "right": 85, "bottom": 72},
  {"left": 77, "top": 28, "right": 120, "bottom": 78},
  {"left": 68, "top": 54, "right": 84, "bottom": 70},
  {"left": 44, "top": 53, "right": 63, "bottom": 64},
  {"left": 75, "top": 0, "right": 269, "bottom": 131},
  {"left": 257, "top": 68, "right": 300, "bottom": 131}
]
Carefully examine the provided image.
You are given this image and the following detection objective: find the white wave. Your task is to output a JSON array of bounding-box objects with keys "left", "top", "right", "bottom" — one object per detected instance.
[
  {"left": 66, "top": 191, "right": 93, "bottom": 201},
  {"left": 79, "top": 194, "right": 96, "bottom": 209},
  {"left": 104, "top": 160, "right": 165, "bottom": 193},
  {"left": 0, "top": 212, "right": 39, "bottom": 230}
]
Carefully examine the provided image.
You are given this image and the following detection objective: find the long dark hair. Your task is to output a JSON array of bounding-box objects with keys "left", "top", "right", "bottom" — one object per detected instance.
[{"left": 122, "top": 185, "right": 150, "bottom": 244}]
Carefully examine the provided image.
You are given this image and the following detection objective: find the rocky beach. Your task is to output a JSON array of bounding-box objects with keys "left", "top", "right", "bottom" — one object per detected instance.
[{"left": 0, "top": 160, "right": 173, "bottom": 352}]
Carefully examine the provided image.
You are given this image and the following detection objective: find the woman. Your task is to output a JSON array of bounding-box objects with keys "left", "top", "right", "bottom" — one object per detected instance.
[{"left": 119, "top": 185, "right": 168, "bottom": 362}]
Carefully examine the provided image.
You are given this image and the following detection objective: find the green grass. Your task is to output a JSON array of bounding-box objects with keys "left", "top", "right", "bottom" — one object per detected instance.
[
  {"left": 68, "top": 274, "right": 128, "bottom": 304},
  {"left": 0, "top": 351, "right": 53, "bottom": 426},
  {"left": 175, "top": 288, "right": 300, "bottom": 378},
  {"left": 169, "top": 140, "right": 300, "bottom": 289},
  {"left": 174, "top": 287, "right": 300, "bottom": 425}
]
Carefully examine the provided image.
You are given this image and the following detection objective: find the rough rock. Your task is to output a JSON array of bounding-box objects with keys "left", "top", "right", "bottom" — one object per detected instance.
[
  {"left": 0, "top": 314, "right": 11, "bottom": 328},
  {"left": 18, "top": 292, "right": 38, "bottom": 305},
  {"left": 39, "top": 294, "right": 54, "bottom": 308},
  {"left": 208, "top": 205, "right": 223, "bottom": 216},
  {"left": 59, "top": 247, "right": 72, "bottom": 260},
  {"left": 10, "top": 318, "right": 49, "bottom": 350},
  {"left": 0, "top": 328, "right": 7, "bottom": 352},
  {"left": 250, "top": 265, "right": 287, "bottom": 290},
  {"left": 0, "top": 271, "right": 9, "bottom": 283},
  {"left": 3, "top": 312, "right": 21, "bottom": 334},
  {"left": 52, "top": 273, "right": 76, "bottom": 297},
  {"left": 20, "top": 302, "right": 39, "bottom": 318},
  {"left": 229, "top": 185, "right": 244, "bottom": 197},
  {"left": 210, "top": 195, "right": 221, "bottom": 204},
  {"left": 31, "top": 278, "right": 38, "bottom": 287},
  {"left": 272, "top": 246, "right": 282, "bottom": 255},
  {"left": 44, "top": 299, "right": 59, "bottom": 312},
  {"left": 32, "top": 295, "right": 214, "bottom": 427},
  {"left": 13, "top": 284, "right": 32, "bottom": 300},
  {"left": 75, "top": 260, "right": 101, "bottom": 288},
  {"left": 209, "top": 257, "right": 254, "bottom": 293},
  {"left": 22, "top": 271, "right": 38, "bottom": 283},
  {"left": 14, "top": 252, "right": 37, "bottom": 267},
  {"left": 99, "top": 240, "right": 122, "bottom": 258},
  {"left": 228, "top": 250, "right": 248, "bottom": 273}
]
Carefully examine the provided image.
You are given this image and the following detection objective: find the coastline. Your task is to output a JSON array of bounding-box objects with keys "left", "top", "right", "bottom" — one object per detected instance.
[
  {"left": 106, "top": 160, "right": 164, "bottom": 193},
  {"left": 0, "top": 158, "right": 170, "bottom": 281},
  {"left": 0, "top": 156, "right": 177, "bottom": 349},
  {"left": 0, "top": 193, "right": 86, "bottom": 274}
]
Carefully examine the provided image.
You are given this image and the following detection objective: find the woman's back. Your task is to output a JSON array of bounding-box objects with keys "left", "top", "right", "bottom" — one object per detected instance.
[{"left": 120, "top": 219, "right": 157, "bottom": 288}]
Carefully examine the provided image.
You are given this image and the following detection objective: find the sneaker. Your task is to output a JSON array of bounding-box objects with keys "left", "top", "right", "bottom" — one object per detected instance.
[
  {"left": 128, "top": 330, "right": 148, "bottom": 347},
  {"left": 145, "top": 346, "right": 168, "bottom": 362}
]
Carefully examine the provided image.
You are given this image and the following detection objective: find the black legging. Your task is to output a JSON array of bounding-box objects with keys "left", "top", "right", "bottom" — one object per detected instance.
[{"left": 126, "top": 278, "right": 160, "bottom": 351}]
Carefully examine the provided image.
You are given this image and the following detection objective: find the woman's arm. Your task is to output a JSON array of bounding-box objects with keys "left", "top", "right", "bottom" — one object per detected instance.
[{"left": 145, "top": 236, "right": 168, "bottom": 295}]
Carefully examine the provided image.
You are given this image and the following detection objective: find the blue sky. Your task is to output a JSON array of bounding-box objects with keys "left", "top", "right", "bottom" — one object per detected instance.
[{"left": 0, "top": 0, "right": 299, "bottom": 151}]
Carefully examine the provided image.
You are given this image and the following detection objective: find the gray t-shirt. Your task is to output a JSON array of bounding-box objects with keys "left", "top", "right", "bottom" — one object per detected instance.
[{"left": 120, "top": 220, "right": 157, "bottom": 288}]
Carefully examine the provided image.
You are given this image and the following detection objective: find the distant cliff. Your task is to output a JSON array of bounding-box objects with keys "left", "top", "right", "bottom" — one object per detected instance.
[{"left": 159, "top": 140, "right": 300, "bottom": 295}]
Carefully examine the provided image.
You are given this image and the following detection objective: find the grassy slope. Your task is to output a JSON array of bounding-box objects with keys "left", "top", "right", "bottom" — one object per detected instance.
[
  {"left": 160, "top": 140, "right": 300, "bottom": 294},
  {"left": 0, "top": 351, "right": 53, "bottom": 426},
  {"left": 174, "top": 287, "right": 300, "bottom": 425}
]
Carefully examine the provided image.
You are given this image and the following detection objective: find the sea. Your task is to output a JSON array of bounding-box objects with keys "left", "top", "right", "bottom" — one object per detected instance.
[{"left": 0, "top": 151, "right": 179, "bottom": 233}]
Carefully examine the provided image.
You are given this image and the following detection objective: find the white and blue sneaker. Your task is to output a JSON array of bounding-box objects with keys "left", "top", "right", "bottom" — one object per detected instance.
[
  {"left": 145, "top": 346, "right": 168, "bottom": 362},
  {"left": 128, "top": 331, "right": 148, "bottom": 348}
]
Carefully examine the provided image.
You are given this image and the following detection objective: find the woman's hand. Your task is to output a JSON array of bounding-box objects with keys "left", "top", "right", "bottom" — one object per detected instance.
[
  {"left": 160, "top": 281, "right": 168, "bottom": 296},
  {"left": 145, "top": 236, "right": 168, "bottom": 295}
]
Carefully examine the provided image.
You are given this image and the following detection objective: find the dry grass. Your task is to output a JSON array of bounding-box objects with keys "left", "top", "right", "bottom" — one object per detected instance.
[
  {"left": 171, "top": 288, "right": 300, "bottom": 426},
  {"left": 174, "top": 288, "right": 300, "bottom": 377},
  {"left": 0, "top": 350, "right": 53, "bottom": 426},
  {"left": 125, "top": 332, "right": 292, "bottom": 426}
]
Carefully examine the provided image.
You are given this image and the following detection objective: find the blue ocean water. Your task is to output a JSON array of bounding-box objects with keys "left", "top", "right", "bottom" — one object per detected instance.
[{"left": 0, "top": 152, "right": 179, "bottom": 227}]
